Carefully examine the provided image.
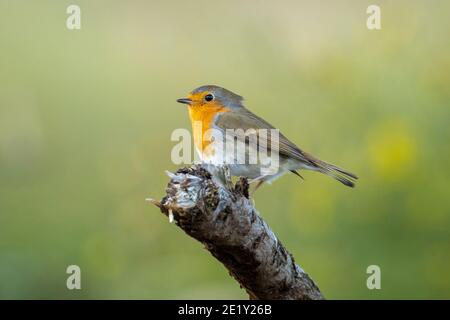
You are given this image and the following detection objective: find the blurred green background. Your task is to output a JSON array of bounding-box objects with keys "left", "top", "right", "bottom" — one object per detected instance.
[{"left": 0, "top": 0, "right": 449, "bottom": 299}]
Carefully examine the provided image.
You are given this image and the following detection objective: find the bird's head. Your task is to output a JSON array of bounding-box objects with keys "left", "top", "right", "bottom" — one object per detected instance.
[{"left": 177, "top": 85, "right": 244, "bottom": 111}]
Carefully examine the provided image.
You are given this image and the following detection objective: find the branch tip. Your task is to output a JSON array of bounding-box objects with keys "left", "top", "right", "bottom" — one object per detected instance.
[{"left": 145, "top": 198, "right": 161, "bottom": 208}]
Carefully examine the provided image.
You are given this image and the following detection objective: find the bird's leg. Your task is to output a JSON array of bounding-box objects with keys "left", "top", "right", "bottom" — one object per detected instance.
[
  {"left": 248, "top": 176, "right": 263, "bottom": 184},
  {"left": 254, "top": 179, "right": 265, "bottom": 191},
  {"left": 248, "top": 176, "right": 266, "bottom": 197}
]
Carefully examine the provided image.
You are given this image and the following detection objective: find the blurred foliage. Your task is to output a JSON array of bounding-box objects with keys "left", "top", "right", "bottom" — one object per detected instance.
[{"left": 0, "top": 0, "right": 449, "bottom": 299}]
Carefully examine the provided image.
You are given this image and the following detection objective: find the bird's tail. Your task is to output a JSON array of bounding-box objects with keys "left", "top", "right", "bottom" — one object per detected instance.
[{"left": 307, "top": 156, "right": 358, "bottom": 188}]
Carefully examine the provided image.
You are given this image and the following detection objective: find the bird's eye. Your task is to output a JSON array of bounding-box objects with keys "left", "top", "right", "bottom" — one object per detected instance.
[{"left": 204, "top": 94, "right": 214, "bottom": 102}]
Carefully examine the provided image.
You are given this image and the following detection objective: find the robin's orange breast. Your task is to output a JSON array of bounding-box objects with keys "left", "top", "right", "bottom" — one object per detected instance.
[{"left": 188, "top": 103, "right": 230, "bottom": 157}]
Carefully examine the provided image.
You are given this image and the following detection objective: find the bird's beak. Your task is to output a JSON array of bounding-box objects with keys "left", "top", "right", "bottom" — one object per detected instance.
[{"left": 176, "top": 98, "right": 192, "bottom": 105}]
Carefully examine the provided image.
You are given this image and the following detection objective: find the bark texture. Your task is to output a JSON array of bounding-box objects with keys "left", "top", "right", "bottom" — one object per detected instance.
[{"left": 148, "top": 165, "right": 324, "bottom": 300}]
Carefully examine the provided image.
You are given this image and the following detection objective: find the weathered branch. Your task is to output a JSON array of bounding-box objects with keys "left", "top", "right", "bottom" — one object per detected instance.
[{"left": 148, "top": 165, "right": 324, "bottom": 300}]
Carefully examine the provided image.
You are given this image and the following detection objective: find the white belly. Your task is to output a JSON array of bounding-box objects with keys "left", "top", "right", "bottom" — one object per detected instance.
[{"left": 197, "top": 139, "right": 292, "bottom": 181}]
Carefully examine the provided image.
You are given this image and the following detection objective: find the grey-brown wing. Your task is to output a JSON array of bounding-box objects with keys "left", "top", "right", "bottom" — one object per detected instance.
[{"left": 215, "top": 109, "right": 315, "bottom": 166}]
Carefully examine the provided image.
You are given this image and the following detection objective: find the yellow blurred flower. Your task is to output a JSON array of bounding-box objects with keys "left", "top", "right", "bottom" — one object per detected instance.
[{"left": 368, "top": 120, "right": 418, "bottom": 179}]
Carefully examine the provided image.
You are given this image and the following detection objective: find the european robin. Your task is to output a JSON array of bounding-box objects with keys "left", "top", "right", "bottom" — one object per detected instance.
[{"left": 177, "top": 85, "right": 357, "bottom": 190}]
